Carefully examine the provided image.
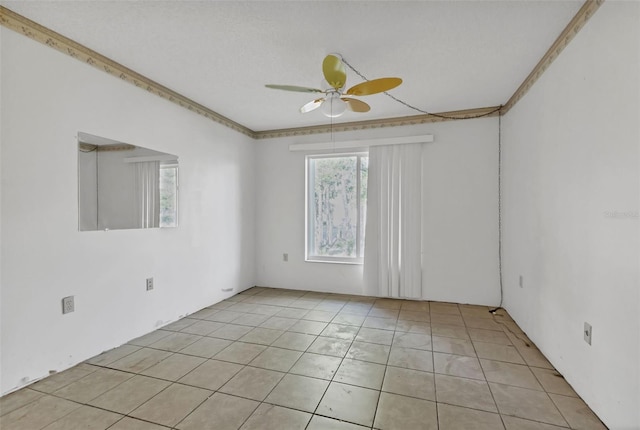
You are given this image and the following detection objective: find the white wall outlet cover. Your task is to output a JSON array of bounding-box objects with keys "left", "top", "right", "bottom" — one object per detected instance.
[{"left": 62, "top": 296, "right": 75, "bottom": 314}]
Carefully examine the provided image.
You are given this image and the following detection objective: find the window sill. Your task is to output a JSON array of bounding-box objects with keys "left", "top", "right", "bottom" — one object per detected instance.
[{"left": 305, "top": 258, "right": 363, "bottom": 266}]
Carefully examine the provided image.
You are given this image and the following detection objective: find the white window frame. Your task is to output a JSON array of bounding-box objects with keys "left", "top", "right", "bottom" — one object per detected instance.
[{"left": 305, "top": 152, "right": 367, "bottom": 264}]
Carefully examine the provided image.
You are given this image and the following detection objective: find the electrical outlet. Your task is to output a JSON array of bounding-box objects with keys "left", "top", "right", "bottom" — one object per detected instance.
[
  {"left": 146, "top": 277, "right": 154, "bottom": 291},
  {"left": 519, "top": 275, "right": 523, "bottom": 288},
  {"left": 62, "top": 296, "right": 75, "bottom": 314},
  {"left": 584, "top": 322, "right": 592, "bottom": 345},
  {"left": 283, "top": 253, "right": 289, "bottom": 262},
  {"left": 221, "top": 288, "right": 234, "bottom": 292}
]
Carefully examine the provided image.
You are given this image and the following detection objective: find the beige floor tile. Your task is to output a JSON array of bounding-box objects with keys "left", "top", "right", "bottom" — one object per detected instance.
[
  {"left": 307, "top": 337, "right": 352, "bottom": 357},
  {"left": 88, "top": 375, "right": 170, "bottom": 414},
  {"left": 253, "top": 304, "right": 288, "bottom": 316},
  {"left": 368, "top": 308, "right": 400, "bottom": 319},
  {"left": 0, "top": 395, "right": 81, "bottom": 430},
  {"left": 549, "top": 393, "right": 607, "bottom": 429},
  {"left": 178, "top": 359, "right": 243, "bottom": 391},
  {"left": 392, "top": 332, "right": 432, "bottom": 350},
  {"left": 398, "top": 310, "right": 430, "bottom": 322},
  {"left": 289, "top": 320, "right": 328, "bottom": 336},
  {"left": 304, "top": 310, "right": 338, "bottom": 322},
  {"left": 459, "top": 305, "right": 493, "bottom": 319},
  {"left": 346, "top": 341, "right": 390, "bottom": 364},
  {"left": 108, "top": 348, "right": 172, "bottom": 373},
  {"left": 189, "top": 308, "right": 219, "bottom": 320},
  {"left": 149, "top": 332, "right": 202, "bottom": 352},
  {"left": 0, "top": 388, "right": 43, "bottom": 416},
  {"left": 42, "top": 405, "right": 122, "bottom": 430},
  {"left": 321, "top": 323, "right": 360, "bottom": 340},
  {"left": 271, "top": 331, "right": 317, "bottom": 351},
  {"left": 240, "top": 403, "right": 311, "bottom": 430},
  {"left": 53, "top": 368, "right": 133, "bottom": 403},
  {"left": 307, "top": 415, "right": 369, "bottom": 429},
  {"left": 432, "top": 336, "right": 476, "bottom": 357},
  {"left": 463, "top": 316, "right": 504, "bottom": 330},
  {"left": 480, "top": 359, "right": 543, "bottom": 390},
  {"left": 490, "top": 383, "right": 568, "bottom": 427},
  {"left": 374, "top": 392, "right": 438, "bottom": 430},
  {"left": 225, "top": 302, "right": 258, "bottom": 313},
  {"left": 249, "top": 346, "right": 303, "bottom": 372},
  {"left": 382, "top": 366, "right": 435, "bottom": 400},
  {"left": 362, "top": 316, "right": 397, "bottom": 331},
  {"left": 86, "top": 344, "right": 141, "bottom": 366},
  {"left": 433, "top": 352, "right": 484, "bottom": 380},
  {"left": 502, "top": 415, "right": 571, "bottom": 429},
  {"left": 209, "top": 324, "right": 254, "bottom": 340},
  {"left": 180, "top": 320, "right": 225, "bottom": 336},
  {"left": 437, "top": 403, "right": 504, "bottom": 430},
  {"left": 128, "top": 330, "right": 172, "bottom": 347},
  {"left": 430, "top": 302, "right": 461, "bottom": 315},
  {"left": 178, "top": 337, "right": 233, "bottom": 358},
  {"left": 219, "top": 366, "right": 284, "bottom": 401},
  {"left": 341, "top": 304, "right": 372, "bottom": 316},
  {"left": 275, "top": 307, "right": 309, "bottom": 319},
  {"left": 130, "top": 383, "right": 211, "bottom": 427},
  {"left": 356, "top": 327, "right": 395, "bottom": 345},
  {"left": 204, "top": 310, "right": 245, "bottom": 323},
  {"left": 395, "top": 320, "right": 430, "bottom": 334},
  {"left": 531, "top": 368, "right": 578, "bottom": 397},
  {"left": 334, "top": 358, "right": 386, "bottom": 390},
  {"left": 265, "top": 374, "right": 329, "bottom": 412},
  {"left": 260, "top": 316, "right": 298, "bottom": 330},
  {"left": 233, "top": 313, "right": 271, "bottom": 326},
  {"left": 430, "top": 324, "right": 470, "bottom": 340},
  {"left": 213, "top": 341, "right": 266, "bottom": 364},
  {"left": 163, "top": 318, "right": 198, "bottom": 332},
  {"left": 400, "top": 301, "right": 430, "bottom": 312},
  {"left": 430, "top": 313, "right": 465, "bottom": 327},
  {"left": 30, "top": 364, "right": 97, "bottom": 393},
  {"left": 141, "top": 353, "right": 206, "bottom": 381},
  {"left": 109, "top": 417, "right": 168, "bottom": 429},
  {"left": 469, "top": 328, "right": 512, "bottom": 345},
  {"left": 473, "top": 341, "right": 526, "bottom": 364},
  {"left": 435, "top": 374, "right": 498, "bottom": 412},
  {"left": 317, "top": 382, "right": 380, "bottom": 427},
  {"left": 373, "top": 298, "right": 402, "bottom": 309},
  {"left": 387, "top": 346, "right": 433, "bottom": 372},
  {"left": 332, "top": 313, "right": 366, "bottom": 326},
  {"left": 290, "top": 299, "right": 321, "bottom": 310},
  {"left": 289, "top": 352, "right": 343, "bottom": 380},
  {"left": 176, "top": 392, "right": 259, "bottom": 430},
  {"left": 238, "top": 327, "right": 284, "bottom": 345}
]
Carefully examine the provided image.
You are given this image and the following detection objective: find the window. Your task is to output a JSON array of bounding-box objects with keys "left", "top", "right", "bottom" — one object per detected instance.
[
  {"left": 159, "top": 163, "right": 178, "bottom": 227},
  {"left": 306, "top": 154, "right": 368, "bottom": 263}
]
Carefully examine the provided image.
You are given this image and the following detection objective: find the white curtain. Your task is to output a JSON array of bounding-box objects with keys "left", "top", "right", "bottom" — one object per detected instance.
[
  {"left": 134, "top": 161, "right": 160, "bottom": 228},
  {"left": 363, "top": 143, "right": 423, "bottom": 299}
]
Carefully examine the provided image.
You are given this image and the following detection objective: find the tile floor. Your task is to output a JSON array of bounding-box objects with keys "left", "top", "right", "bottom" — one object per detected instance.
[{"left": 0, "top": 287, "right": 608, "bottom": 430}]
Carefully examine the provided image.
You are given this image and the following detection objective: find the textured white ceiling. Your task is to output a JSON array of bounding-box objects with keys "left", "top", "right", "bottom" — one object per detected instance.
[{"left": 4, "top": 1, "right": 584, "bottom": 132}]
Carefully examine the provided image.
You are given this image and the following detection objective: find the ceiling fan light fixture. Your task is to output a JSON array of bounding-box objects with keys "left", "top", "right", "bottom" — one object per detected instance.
[{"left": 322, "top": 93, "right": 346, "bottom": 118}]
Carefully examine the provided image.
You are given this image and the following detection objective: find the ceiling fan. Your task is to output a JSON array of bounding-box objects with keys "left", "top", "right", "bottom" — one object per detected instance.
[{"left": 265, "top": 54, "right": 402, "bottom": 118}]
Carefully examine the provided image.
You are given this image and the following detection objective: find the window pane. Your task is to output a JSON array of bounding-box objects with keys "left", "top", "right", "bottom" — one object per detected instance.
[
  {"left": 159, "top": 166, "right": 178, "bottom": 227},
  {"left": 311, "top": 156, "right": 358, "bottom": 258},
  {"left": 359, "top": 156, "right": 368, "bottom": 256}
]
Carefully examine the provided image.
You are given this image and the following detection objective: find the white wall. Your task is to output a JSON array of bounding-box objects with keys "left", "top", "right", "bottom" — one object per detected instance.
[
  {"left": 501, "top": 2, "right": 640, "bottom": 428},
  {"left": 0, "top": 28, "right": 256, "bottom": 394},
  {"left": 255, "top": 118, "right": 500, "bottom": 305}
]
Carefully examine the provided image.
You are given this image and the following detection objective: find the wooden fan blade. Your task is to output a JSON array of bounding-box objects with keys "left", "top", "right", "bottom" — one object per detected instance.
[
  {"left": 342, "top": 98, "right": 370, "bottom": 113},
  {"left": 265, "top": 84, "right": 323, "bottom": 93},
  {"left": 322, "top": 54, "right": 347, "bottom": 90},
  {"left": 300, "top": 98, "right": 325, "bottom": 113},
  {"left": 346, "top": 77, "right": 402, "bottom": 96}
]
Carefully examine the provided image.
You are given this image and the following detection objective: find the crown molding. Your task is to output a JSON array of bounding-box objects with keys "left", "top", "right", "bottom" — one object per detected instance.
[
  {"left": 502, "top": 0, "right": 604, "bottom": 114},
  {"left": 253, "top": 106, "right": 501, "bottom": 140},
  {"left": 1, "top": 1, "right": 603, "bottom": 139},
  {"left": 0, "top": 6, "right": 255, "bottom": 138}
]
